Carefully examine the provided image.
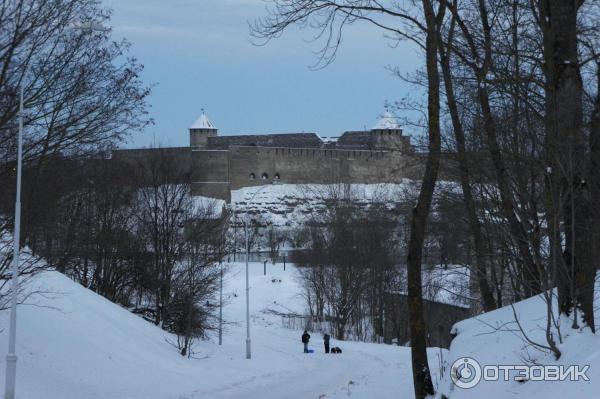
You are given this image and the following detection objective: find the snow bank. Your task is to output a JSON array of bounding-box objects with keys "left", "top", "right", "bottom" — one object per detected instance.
[{"left": 437, "top": 280, "right": 600, "bottom": 399}]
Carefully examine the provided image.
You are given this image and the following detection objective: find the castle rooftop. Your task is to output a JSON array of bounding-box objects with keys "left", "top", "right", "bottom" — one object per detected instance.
[
  {"left": 190, "top": 111, "right": 217, "bottom": 130},
  {"left": 206, "top": 132, "right": 322, "bottom": 150},
  {"left": 373, "top": 111, "right": 400, "bottom": 130}
]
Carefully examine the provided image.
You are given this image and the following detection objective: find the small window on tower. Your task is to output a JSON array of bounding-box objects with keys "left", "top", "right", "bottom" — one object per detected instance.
[
  {"left": 249, "top": 173, "right": 256, "bottom": 180},
  {"left": 261, "top": 173, "right": 269, "bottom": 180},
  {"left": 274, "top": 173, "right": 280, "bottom": 180}
]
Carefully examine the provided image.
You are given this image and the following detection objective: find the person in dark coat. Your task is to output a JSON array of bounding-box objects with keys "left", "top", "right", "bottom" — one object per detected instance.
[
  {"left": 323, "top": 333, "right": 331, "bottom": 353},
  {"left": 301, "top": 330, "right": 311, "bottom": 353}
]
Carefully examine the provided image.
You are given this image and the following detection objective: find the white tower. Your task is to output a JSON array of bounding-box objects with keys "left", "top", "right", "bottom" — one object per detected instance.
[{"left": 190, "top": 109, "right": 218, "bottom": 148}]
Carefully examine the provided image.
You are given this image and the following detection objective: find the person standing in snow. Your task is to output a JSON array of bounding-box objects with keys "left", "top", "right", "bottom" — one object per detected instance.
[
  {"left": 302, "top": 330, "right": 311, "bottom": 353},
  {"left": 323, "top": 333, "right": 330, "bottom": 353}
]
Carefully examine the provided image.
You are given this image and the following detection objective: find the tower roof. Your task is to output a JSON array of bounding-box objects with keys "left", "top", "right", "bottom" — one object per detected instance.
[
  {"left": 372, "top": 111, "right": 400, "bottom": 130},
  {"left": 190, "top": 111, "right": 217, "bottom": 130}
]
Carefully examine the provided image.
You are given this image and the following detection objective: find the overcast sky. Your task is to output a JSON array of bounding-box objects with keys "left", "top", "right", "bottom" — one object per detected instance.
[{"left": 104, "top": 0, "right": 422, "bottom": 148}]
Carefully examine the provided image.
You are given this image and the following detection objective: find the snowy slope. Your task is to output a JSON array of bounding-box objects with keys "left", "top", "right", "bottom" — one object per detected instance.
[
  {"left": 437, "top": 281, "right": 600, "bottom": 399},
  {"left": 230, "top": 182, "right": 460, "bottom": 229},
  {"left": 0, "top": 262, "right": 445, "bottom": 399}
]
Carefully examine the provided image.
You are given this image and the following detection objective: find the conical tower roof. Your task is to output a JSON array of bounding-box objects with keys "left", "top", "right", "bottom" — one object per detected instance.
[
  {"left": 372, "top": 111, "right": 400, "bottom": 130},
  {"left": 190, "top": 110, "right": 217, "bottom": 130}
]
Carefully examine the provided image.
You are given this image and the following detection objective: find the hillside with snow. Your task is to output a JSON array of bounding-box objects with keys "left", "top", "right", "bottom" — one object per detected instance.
[
  {"left": 229, "top": 182, "right": 461, "bottom": 230},
  {"left": 0, "top": 262, "right": 445, "bottom": 399},
  {"left": 436, "top": 279, "right": 600, "bottom": 399}
]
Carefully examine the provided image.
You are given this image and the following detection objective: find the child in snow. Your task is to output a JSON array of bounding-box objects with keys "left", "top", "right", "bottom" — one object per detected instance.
[{"left": 323, "top": 333, "right": 331, "bottom": 353}]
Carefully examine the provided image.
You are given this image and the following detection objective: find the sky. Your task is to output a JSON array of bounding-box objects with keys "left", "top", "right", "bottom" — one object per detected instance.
[{"left": 104, "top": 0, "right": 423, "bottom": 148}]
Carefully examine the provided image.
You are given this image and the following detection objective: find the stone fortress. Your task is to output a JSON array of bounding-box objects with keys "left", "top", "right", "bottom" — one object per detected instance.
[{"left": 115, "top": 110, "right": 430, "bottom": 202}]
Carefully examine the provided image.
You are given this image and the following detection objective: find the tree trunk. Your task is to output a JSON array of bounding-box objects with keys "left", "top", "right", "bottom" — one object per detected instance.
[
  {"left": 587, "top": 63, "right": 600, "bottom": 330},
  {"left": 540, "top": 0, "right": 594, "bottom": 332},
  {"left": 438, "top": 16, "right": 496, "bottom": 311},
  {"left": 406, "top": 2, "right": 443, "bottom": 397}
]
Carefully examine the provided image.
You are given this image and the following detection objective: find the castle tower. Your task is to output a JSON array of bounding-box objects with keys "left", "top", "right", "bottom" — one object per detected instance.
[
  {"left": 189, "top": 110, "right": 218, "bottom": 148},
  {"left": 371, "top": 111, "right": 411, "bottom": 151},
  {"left": 372, "top": 111, "right": 402, "bottom": 135}
]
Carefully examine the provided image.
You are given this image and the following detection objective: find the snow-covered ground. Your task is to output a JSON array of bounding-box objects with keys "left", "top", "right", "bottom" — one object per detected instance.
[
  {"left": 3, "top": 246, "right": 597, "bottom": 398},
  {"left": 0, "top": 262, "right": 444, "bottom": 399},
  {"left": 437, "top": 280, "right": 600, "bottom": 399}
]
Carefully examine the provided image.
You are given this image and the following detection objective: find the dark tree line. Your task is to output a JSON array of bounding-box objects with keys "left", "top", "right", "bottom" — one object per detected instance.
[{"left": 0, "top": 0, "right": 153, "bottom": 330}]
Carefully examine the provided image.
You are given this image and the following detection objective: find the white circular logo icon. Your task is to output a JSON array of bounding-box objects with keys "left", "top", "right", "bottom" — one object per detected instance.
[{"left": 451, "top": 357, "right": 482, "bottom": 389}]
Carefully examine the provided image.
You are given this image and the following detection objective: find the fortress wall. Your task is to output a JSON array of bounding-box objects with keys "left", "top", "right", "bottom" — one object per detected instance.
[
  {"left": 112, "top": 147, "right": 192, "bottom": 170},
  {"left": 192, "top": 150, "right": 229, "bottom": 182},
  {"left": 112, "top": 145, "right": 454, "bottom": 202},
  {"left": 191, "top": 149, "right": 231, "bottom": 200},
  {"left": 111, "top": 147, "right": 193, "bottom": 184},
  {"left": 227, "top": 146, "right": 425, "bottom": 191}
]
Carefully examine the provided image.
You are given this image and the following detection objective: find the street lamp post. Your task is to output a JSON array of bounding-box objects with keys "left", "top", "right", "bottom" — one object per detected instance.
[
  {"left": 244, "top": 220, "right": 251, "bottom": 359},
  {"left": 4, "top": 77, "right": 25, "bottom": 399},
  {"left": 242, "top": 182, "right": 276, "bottom": 359},
  {"left": 4, "top": 22, "right": 108, "bottom": 399},
  {"left": 218, "top": 260, "right": 223, "bottom": 346}
]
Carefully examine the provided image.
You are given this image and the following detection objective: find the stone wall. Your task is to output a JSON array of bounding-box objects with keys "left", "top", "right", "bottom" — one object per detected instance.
[
  {"left": 112, "top": 147, "right": 192, "bottom": 184},
  {"left": 192, "top": 145, "right": 427, "bottom": 200},
  {"left": 190, "top": 128, "right": 217, "bottom": 148},
  {"left": 113, "top": 143, "right": 460, "bottom": 202},
  {"left": 191, "top": 149, "right": 231, "bottom": 201}
]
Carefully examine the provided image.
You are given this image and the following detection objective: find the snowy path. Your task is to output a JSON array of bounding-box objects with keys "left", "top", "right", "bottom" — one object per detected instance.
[
  {"left": 0, "top": 262, "right": 443, "bottom": 399},
  {"left": 177, "top": 262, "right": 440, "bottom": 399}
]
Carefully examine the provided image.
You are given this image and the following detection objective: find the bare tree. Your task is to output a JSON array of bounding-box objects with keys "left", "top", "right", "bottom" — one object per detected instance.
[
  {"left": 135, "top": 149, "right": 192, "bottom": 326},
  {"left": 266, "top": 224, "right": 287, "bottom": 264},
  {"left": 168, "top": 202, "right": 229, "bottom": 357},
  {"left": 0, "top": 0, "right": 150, "bottom": 171}
]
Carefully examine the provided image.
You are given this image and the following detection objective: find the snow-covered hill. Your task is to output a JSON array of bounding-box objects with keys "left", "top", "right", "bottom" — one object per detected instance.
[
  {"left": 230, "top": 182, "right": 461, "bottom": 229},
  {"left": 0, "top": 262, "right": 444, "bottom": 399},
  {"left": 437, "top": 280, "right": 600, "bottom": 399}
]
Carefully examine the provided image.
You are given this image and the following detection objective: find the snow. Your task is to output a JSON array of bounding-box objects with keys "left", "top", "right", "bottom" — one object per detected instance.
[
  {"left": 0, "top": 261, "right": 445, "bottom": 398},
  {"left": 436, "top": 279, "right": 600, "bottom": 399},
  {"left": 192, "top": 195, "right": 226, "bottom": 218},
  {"left": 229, "top": 181, "right": 461, "bottom": 230},
  {"left": 388, "top": 265, "right": 471, "bottom": 308},
  {"left": 320, "top": 136, "right": 339, "bottom": 144},
  {"left": 190, "top": 112, "right": 216, "bottom": 130},
  {"left": 372, "top": 111, "right": 400, "bottom": 130}
]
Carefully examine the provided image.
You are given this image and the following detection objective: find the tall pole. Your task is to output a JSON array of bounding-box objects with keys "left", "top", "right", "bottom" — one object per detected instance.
[
  {"left": 241, "top": 183, "right": 274, "bottom": 360},
  {"left": 5, "top": 81, "right": 24, "bottom": 399},
  {"left": 218, "top": 260, "right": 223, "bottom": 346},
  {"left": 245, "top": 221, "right": 251, "bottom": 359}
]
